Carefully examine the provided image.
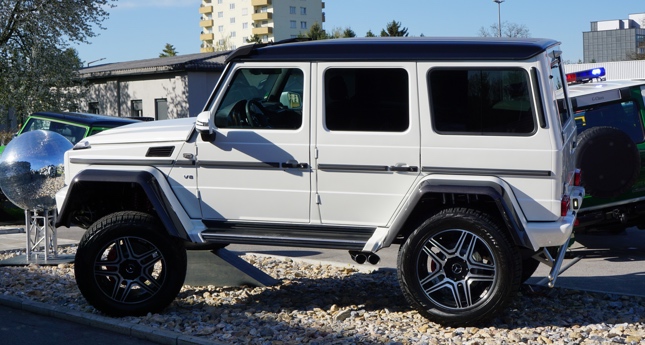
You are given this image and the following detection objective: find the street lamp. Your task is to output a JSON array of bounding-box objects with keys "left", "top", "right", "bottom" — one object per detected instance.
[
  {"left": 86, "top": 57, "right": 106, "bottom": 67},
  {"left": 493, "top": 0, "right": 504, "bottom": 37}
]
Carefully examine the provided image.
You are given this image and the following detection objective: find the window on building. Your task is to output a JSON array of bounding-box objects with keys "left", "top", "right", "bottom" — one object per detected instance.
[
  {"left": 229, "top": 3, "right": 235, "bottom": 9},
  {"left": 290, "top": 6, "right": 296, "bottom": 14},
  {"left": 300, "top": 21, "right": 307, "bottom": 29},
  {"left": 230, "top": 17, "right": 235, "bottom": 23},
  {"left": 290, "top": 20, "right": 296, "bottom": 29},
  {"left": 218, "top": 25, "right": 224, "bottom": 32},
  {"left": 217, "top": 11, "right": 223, "bottom": 18},
  {"left": 231, "top": 31, "right": 236, "bottom": 37},
  {"left": 428, "top": 68, "right": 535, "bottom": 135},
  {"left": 131, "top": 100, "right": 143, "bottom": 117},
  {"left": 260, "top": 6, "right": 267, "bottom": 13},
  {"left": 242, "top": 22, "right": 248, "bottom": 29},
  {"left": 155, "top": 99, "right": 168, "bottom": 120},
  {"left": 300, "top": 7, "right": 307, "bottom": 15},
  {"left": 324, "top": 68, "right": 409, "bottom": 132},
  {"left": 262, "top": 35, "right": 268, "bottom": 42},
  {"left": 217, "top": 0, "right": 222, "bottom": 3},
  {"left": 88, "top": 102, "right": 100, "bottom": 114}
]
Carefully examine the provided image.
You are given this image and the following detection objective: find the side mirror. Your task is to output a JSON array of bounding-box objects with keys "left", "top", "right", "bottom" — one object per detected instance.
[
  {"left": 195, "top": 111, "right": 216, "bottom": 141},
  {"left": 280, "top": 91, "right": 302, "bottom": 109}
]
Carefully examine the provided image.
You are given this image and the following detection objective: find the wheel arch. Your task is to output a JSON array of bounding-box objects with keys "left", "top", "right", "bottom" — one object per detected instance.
[
  {"left": 385, "top": 181, "right": 531, "bottom": 250},
  {"left": 56, "top": 168, "right": 189, "bottom": 241}
]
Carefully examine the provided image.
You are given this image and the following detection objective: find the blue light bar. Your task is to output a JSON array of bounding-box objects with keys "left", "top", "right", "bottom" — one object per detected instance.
[{"left": 566, "top": 67, "right": 606, "bottom": 83}]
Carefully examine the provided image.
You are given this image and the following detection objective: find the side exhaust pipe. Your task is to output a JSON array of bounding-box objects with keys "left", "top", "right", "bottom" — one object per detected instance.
[{"left": 349, "top": 251, "right": 380, "bottom": 265}]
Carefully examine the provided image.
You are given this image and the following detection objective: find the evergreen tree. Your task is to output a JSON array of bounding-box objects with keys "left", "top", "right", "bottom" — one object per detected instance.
[
  {"left": 380, "top": 20, "right": 409, "bottom": 37},
  {"left": 159, "top": 43, "right": 178, "bottom": 58}
]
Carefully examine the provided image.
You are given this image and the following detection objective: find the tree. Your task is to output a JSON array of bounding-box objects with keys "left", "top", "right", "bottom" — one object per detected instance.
[
  {"left": 246, "top": 34, "right": 262, "bottom": 44},
  {"left": 159, "top": 43, "right": 178, "bottom": 58},
  {"left": 304, "top": 22, "right": 327, "bottom": 40},
  {"left": 0, "top": 0, "right": 115, "bottom": 126},
  {"left": 343, "top": 28, "right": 356, "bottom": 38},
  {"left": 380, "top": 20, "right": 409, "bottom": 37},
  {"left": 478, "top": 21, "right": 531, "bottom": 38},
  {"left": 366, "top": 30, "right": 376, "bottom": 37}
]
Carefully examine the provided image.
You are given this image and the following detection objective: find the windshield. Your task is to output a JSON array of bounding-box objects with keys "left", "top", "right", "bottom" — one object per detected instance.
[{"left": 21, "top": 118, "right": 88, "bottom": 144}]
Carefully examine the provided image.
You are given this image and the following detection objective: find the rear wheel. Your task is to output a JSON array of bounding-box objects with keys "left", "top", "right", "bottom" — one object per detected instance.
[
  {"left": 397, "top": 208, "right": 521, "bottom": 326},
  {"left": 74, "top": 211, "right": 187, "bottom": 316}
]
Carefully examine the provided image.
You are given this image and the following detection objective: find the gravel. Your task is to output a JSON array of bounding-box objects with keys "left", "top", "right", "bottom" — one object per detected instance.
[{"left": 1, "top": 246, "right": 645, "bottom": 345}]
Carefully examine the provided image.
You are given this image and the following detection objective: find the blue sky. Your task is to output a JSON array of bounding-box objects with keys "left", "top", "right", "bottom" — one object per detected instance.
[{"left": 73, "top": 0, "right": 645, "bottom": 65}]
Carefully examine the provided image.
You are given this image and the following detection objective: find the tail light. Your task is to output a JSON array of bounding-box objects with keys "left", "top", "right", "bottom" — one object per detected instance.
[
  {"left": 561, "top": 195, "right": 571, "bottom": 216},
  {"left": 573, "top": 169, "right": 582, "bottom": 186}
]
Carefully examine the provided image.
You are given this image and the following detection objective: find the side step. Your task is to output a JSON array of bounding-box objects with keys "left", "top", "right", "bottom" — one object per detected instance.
[
  {"left": 184, "top": 248, "right": 279, "bottom": 287},
  {"left": 201, "top": 221, "right": 375, "bottom": 250}
]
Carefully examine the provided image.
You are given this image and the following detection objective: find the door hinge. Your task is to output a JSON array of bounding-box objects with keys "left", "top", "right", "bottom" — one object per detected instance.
[{"left": 316, "top": 193, "right": 321, "bottom": 204}]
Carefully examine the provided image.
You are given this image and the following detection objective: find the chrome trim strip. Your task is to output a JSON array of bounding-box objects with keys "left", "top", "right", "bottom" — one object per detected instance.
[
  {"left": 198, "top": 161, "right": 281, "bottom": 169},
  {"left": 422, "top": 166, "right": 552, "bottom": 177},
  {"left": 318, "top": 164, "right": 389, "bottom": 172},
  {"left": 69, "top": 158, "right": 174, "bottom": 165}
]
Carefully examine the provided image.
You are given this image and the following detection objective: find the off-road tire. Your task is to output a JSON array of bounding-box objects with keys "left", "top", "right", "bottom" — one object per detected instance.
[
  {"left": 576, "top": 126, "right": 640, "bottom": 198},
  {"left": 74, "top": 211, "right": 187, "bottom": 316},
  {"left": 397, "top": 208, "right": 521, "bottom": 326}
]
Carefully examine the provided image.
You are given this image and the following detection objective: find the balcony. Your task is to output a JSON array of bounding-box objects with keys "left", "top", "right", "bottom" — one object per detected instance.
[
  {"left": 252, "top": 12, "right": 272, "bottom": 21},
  {"left": 252, "top": 26, "right": 273, "bottom": 35},
  {"left": 200, "top": 19, "right": 214, "bottom": 27},
  {"left": 199, "top": 6, "right": 213, "bottom": 14},
  {"left": 200, "top": 33, "right": 214, "bottom": 41},
  {"left": 251, "top": 0, "right": 271, "bottom": 6},
  {"left": 201, "top": 46, "right": 215, "bottom": 53}
]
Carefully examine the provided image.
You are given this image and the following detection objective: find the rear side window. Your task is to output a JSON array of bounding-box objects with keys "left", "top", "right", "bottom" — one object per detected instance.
[
  {"left": 324, "top": 68, "right": 409, "bottom": 132},
  {"left": 429, "top": 68, "right": 535, "bottom": 135}
]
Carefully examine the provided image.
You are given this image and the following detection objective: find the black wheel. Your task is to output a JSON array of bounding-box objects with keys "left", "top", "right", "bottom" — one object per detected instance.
[
  {"left": 521, "top": 257, "right": 540, "bottom": 283},
  {"left": 576, "top": 126, "right": 640, "bottom": 198},
  {"left": 397, "top": 208, "right": 521, "bottom": 326},
  {"left": 74, "top": 211, "right": 187, "bottom": 316}
]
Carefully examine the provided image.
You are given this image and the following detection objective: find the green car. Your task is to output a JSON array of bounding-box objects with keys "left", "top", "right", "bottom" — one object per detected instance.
[
  {"left": 563, "top": 69, "right": 645, "bottom": 233},
  {"left": 0, "top": 112, "right": 141, "bottom": 220}
]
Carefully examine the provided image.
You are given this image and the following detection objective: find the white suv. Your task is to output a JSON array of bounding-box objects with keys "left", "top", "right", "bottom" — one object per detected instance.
[{"left": 56, "top": 37, "right": 588, "bottom": 326}]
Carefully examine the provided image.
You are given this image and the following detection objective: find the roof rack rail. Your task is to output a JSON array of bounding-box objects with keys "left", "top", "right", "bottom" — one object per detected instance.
[{"left": 225, "top": 37, "right": 312, "bottom": 63}]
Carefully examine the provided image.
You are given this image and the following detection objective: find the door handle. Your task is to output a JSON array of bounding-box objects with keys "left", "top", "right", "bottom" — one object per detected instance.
[
  {"left": 388, "top": 166, "right": 418, "bottom": 172},
  {"left": 282, "top": 161, "right": 309, "bottom": 169}
]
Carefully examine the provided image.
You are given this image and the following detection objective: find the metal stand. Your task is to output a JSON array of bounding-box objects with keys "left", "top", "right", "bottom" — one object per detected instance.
[{"left": 25, "top": 208, "right": 58, "bottom": 261}]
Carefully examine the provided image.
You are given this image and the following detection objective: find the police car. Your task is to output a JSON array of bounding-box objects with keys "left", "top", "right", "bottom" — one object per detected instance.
[{"left": 565, "top": 68, "right": 645, "bottom": 233}]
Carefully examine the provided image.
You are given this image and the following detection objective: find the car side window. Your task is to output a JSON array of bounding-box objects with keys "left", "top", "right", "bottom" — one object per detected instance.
[
  {"left": 429, "top": 68, "right": 536, "bottom": 135},
  {"left": 324, "top": 68, "right": 409, "bottom": 132},
  {"left": 214, "top": 68, "right": 303, "bottom": 130}
]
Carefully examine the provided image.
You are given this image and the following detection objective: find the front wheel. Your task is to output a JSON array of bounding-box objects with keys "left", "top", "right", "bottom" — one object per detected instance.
[
  {"left": 74, "top": 211, "right": 187, "bottom": 316},
  {"left": 397, "top": 208, "right": 521, "bottom": 326}
]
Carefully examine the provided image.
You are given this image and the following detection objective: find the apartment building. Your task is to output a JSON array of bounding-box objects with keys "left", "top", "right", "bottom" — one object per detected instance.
[
  {"left": 583, "top": 13, "right": 645, "bottom": 62},
  {"left": 200, "top": 0, "right": 325, "bottom": 53}
]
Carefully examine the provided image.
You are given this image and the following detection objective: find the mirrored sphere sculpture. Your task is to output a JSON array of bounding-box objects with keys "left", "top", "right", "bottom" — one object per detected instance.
[{"left": 0, "top": 130, "right": 72, "bottom": 210}]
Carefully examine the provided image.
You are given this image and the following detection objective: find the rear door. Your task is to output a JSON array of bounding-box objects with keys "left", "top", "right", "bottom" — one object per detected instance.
[{"left": 314, "top": 63, "right": 421, "bottom": 226}]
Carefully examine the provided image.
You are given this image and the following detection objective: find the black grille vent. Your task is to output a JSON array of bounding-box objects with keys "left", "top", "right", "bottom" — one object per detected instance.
[{"left": 146, "top": 146, "right": 175, "bottom": 157}]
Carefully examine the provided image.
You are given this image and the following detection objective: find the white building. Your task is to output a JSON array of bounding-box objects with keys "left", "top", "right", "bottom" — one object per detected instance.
[
  {"left": 200, "top": 0, "right": 325, "bottom": 52},
  {"left": 79, "top": 52, "right": 228, "bottom": 120}
]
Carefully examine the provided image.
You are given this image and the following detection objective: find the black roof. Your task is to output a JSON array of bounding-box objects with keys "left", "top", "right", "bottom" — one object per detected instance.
[
  {"left": 227, "top": 37, "right": 560, "bottom": 63},
  {"left": 29, "top": 112, "right": 140, "bottom": 127}
]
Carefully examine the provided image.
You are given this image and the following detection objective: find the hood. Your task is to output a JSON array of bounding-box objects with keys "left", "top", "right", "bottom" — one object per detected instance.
[{"left": 85, "top": 117, "right": 196, "bottom": 145}]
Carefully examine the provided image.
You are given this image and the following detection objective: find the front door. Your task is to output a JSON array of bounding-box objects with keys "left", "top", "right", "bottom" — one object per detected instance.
[
  {"left": 314, "top": 63, "right": 421, "bottom": 226},
  {"left": 196, "top": 62, "right": 311, "bottom": 223}
]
